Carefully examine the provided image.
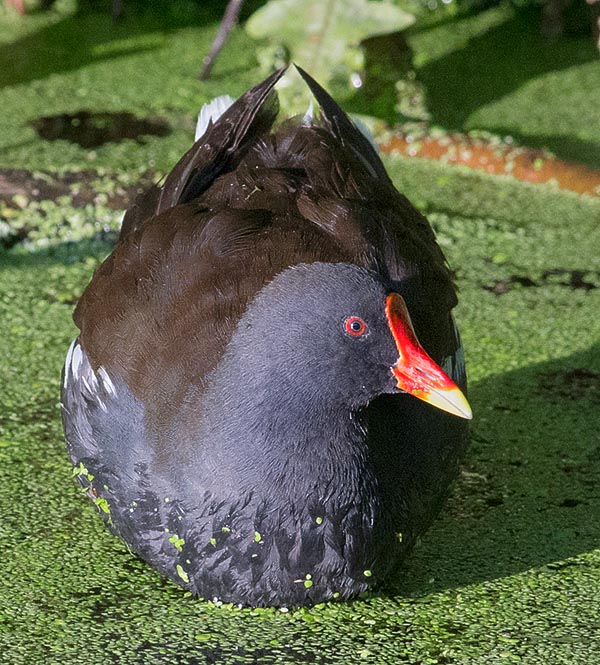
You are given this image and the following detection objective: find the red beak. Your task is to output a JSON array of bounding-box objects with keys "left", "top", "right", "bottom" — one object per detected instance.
[{"left": 385, "top": 293, "right": 472, "bottom": 420}]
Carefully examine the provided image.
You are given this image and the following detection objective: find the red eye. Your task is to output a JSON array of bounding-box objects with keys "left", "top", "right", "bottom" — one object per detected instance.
[{"left": 344, "top": 316, "right": 367, "bottom": 337}]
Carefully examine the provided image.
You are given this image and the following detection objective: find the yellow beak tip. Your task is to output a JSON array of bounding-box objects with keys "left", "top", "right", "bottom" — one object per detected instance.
[{"left": 416, "top": 386, "right": 473, "bottom": 420}]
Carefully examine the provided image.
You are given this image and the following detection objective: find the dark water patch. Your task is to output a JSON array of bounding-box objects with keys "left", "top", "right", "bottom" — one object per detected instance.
[
  {"left": 132, "top": 642, "right": 333, "bottom": 664},
  {"left": 485, "top": 496, "right": 504, "bottom": 507},
  {"left": 43, "top": 290, "right": 79, "bottom": 305},
  {"left": 30, "top": 111, "right": 171, "bottom": 148},
  {"left": 90, "top": 597, "right": 111, "bottom": 623},
  {"left": 538, "top": 367, "right": 600, "bottom": 403},
  {"left": 559, "top": 499, "right": 582, "bottom": 508},
  {"left": 484, "top": 269, "right": 600, "bottom": 295},
  {"left": 0, "top": 224, "right": 29, "bottom": 250},
  {"left": 492, "top": 403, "right": 518, "bottom": 412},
  {"left": 542, "top": 268, "right": 598, "bottom": 291},
  {"left": 71, "top": 586, "right": 104, "bottom": 599},
  {"left": 483, "top": 275, "right": 537, "bottom": 295}
]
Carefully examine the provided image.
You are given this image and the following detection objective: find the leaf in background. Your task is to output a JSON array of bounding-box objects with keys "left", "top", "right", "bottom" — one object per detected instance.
[{"left": 245, "top": 0, "right": 415, "bottom": 113}]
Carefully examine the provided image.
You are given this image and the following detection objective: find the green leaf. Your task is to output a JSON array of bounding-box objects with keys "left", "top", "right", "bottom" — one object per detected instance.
[
  {"left": 246, "top": 0, "right": 414, "bottom": 111},
  {"left": 168, "top": 534, "right": 185, "bottom": 552},
  {"left": 93, "top": 497, "right": 111, "bottom": 515},
  {"left": 176, "top": 564, "right": 189, "bottom": 584}
]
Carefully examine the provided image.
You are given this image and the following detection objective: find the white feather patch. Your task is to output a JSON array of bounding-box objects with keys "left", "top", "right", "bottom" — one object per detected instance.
[
  {"left": 98, "top": 366, "right": 117, "bottom": 397},
  {"left": 195, "top": 95, "right": 236, "bottom": 141},
  {"left": 64, "top": 339, "right": 76, "bottom": 387},
  {"left": 302, "top": 100, "right": 314, "bottom": 126},
  {"left": 71, "top": 343, "right": 83, "bottom": 380}
]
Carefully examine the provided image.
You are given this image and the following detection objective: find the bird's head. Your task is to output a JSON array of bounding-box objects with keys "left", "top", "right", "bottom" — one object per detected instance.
[{"left": 232, "top": 262, "right": 471, "bottom": 420}]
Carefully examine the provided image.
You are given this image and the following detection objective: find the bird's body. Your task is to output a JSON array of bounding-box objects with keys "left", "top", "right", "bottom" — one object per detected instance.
[{"left": 61, "top": 68, "right": 470, "bottom": 607}]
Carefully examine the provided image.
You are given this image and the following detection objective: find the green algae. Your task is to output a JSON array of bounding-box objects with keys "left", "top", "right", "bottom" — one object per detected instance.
[
  {"left": 0, "top": 196, "right": 123, "bottom": 249},
  {"left": 0, "top": 2, "right": 598, "bottom": 173},
  {"left": 0, "top": 0, "right": 266, "bottom": 173},
  {"left": 1, "top": 164, "right": 598, "bottom": 664},
  {"left": 93, "top": 496, "right": 111, "bottom": 515},
  {"left": 407, "top": 4, "right": 600, "bottom": 169},
  {"left": 169, "top": 534, "right": 186, "bottom": 552},
  {"left": 176, "top": 564, "right": 190, "bottom": 585},
  {"left": 0, "top": 1, "right": 599, "bottom": 662}
]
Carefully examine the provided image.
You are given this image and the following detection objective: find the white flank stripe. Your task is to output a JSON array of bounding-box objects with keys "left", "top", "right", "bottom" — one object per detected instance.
[
  {"left": 71, "top": 343, "right": 83, "bottom": 377},
  {"left": 98, "top": 367, "right": 117, "bottom": 397},
  {"left": 64, "top": 339, "right": 76, "bottom": 387}
]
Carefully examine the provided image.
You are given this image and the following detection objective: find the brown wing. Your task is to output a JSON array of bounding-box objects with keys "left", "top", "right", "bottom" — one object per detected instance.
[
  {"left": 118, "top": 67, "right": 286, "bottom": 240},
  {"left": 294, "top": 67, "right": 454, "bottom": 302},
  {"left": 74, "top": 66, "right": 457, "bottom": 417},
  {"left": 75, "top": 203, "right": 352, "bottom": 410}
]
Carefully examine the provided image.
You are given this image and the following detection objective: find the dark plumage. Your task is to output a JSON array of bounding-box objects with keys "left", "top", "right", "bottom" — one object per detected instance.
[{"left": 61, "top": 67, "right": 471, "bottom": 607}]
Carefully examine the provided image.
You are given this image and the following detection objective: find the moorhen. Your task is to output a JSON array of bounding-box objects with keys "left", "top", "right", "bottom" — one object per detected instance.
[{"left": 61, "top": 67, "right": 472, "bottom": 607}]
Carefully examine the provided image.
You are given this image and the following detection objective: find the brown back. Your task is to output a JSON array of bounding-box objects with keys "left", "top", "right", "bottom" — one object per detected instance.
[{"left": 74, "top": 68, "right": 457, "bottom": 415}]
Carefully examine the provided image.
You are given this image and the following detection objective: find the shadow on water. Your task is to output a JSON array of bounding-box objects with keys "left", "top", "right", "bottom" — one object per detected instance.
[
  {"left": 29, "top": 110, "right": 171, "bottom": 148},
  {"left": 0, "top": 0, "right": 251, "bottom": 91},
  {"left": 390, "top": 341, "right": 600, "bottom": 596},
  {"left": 414, "top": 8, "right": 600, "bottom": 166}
]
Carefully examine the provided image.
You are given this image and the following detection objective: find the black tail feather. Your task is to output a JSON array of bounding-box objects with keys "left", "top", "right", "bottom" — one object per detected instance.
[
  {"left": 157, "top": 66, "right": 288, "bottom": 214},
  {"left": 294, "top": 65, "right": 391, "bottom": 184}
]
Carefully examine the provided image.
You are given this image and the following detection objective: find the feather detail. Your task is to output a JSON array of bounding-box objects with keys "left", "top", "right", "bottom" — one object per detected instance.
[
  {"left": 195, "top": 95, "right": 236, "bottom": 141},
  {"left": 157, "top": 67, "right": 287, "bottom": 214},
  {"left": 295, "top": 65, "right": 389, "bottom": 182},
  {"left": 74, "top": 64, "right": 458, "bottom": 415}
]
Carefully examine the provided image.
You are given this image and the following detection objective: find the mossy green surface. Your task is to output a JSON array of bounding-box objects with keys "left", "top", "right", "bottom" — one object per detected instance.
[
  {"left": 407, "top": 3, "right": 600, "bottom": 168},
  {"left": 0, "top": 0, "right": 264, "bottom": 172},
  {"left": 1, "top": 1, "right": 600, "bottom": 663},
  {"left": 2, "top": 166, "right": 599, "bottom": 664},
  {"left": 0, "top": 1, "right": 598, "bottom": 171}
]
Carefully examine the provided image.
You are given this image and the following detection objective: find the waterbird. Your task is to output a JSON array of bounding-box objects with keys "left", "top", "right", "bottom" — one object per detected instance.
[{"left": 61, "top": 66, "right": 471, "bottom": 607}]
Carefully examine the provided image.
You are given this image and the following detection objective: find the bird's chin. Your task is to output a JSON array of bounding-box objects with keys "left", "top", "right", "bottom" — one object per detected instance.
[{"left": 385, "top": 375, "right": 407, "bottom": 396}]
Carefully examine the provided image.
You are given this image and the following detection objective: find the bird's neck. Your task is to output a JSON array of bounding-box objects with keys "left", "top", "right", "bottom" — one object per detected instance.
[{"left": 180, "top": 353, "right": 376, "bottom": 507}]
